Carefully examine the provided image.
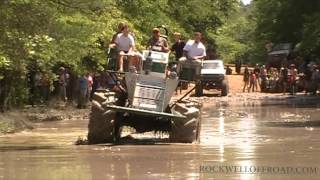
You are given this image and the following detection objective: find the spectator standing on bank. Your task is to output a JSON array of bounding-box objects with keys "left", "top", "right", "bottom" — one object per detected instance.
[
  {"left": 280, "top": 66, "right": 289, "bottom": 94},
  {"left": 311, "top": 65, "right": 320, "bottom": 95},
  {"left": 243, "top": 66, "right": 250, "bottom": 92},
  {"left": 270, "top": 68, "right": 279, "bottom": 90},
  {"left": 58, "top": 67, "right": 69, "bottom": 102},
  {"left": 260, "top": 65, "right": 268, "bottom": 92},
  {"left": 253, "top": 64, "right": 260, "bottom": 91},
  {"left": 248, "top": 71, "right": 257, "bottom": 92},
  {"left": 90, "top": 73, "right": 99, "bottom": 100},
  {"left": 78, "top": 74, "right": 89, "bottom": 109},
  {"left": 235, "top": 59, "right": 242, "bottom": 74},
  {"left": 65, "top": 68, "right": 75, "bottom": 102},
  {"left": 288, "top": 64, "right": 297, "bottom": 94},
  {"left": 34, "top": 71, "right": 42, "bottom": 103},
  {"left": 226, "top": 65, "right": 232, "bottom": 75},
  {"left": 41, "top": 73, "right": 51, "bottom": 103},
  {"left": 87, "top": 73, "right": 93, "bottom": 101}
]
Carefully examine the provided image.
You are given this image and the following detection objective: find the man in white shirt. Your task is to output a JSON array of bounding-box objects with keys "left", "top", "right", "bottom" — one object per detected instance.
[
  {"left": 183, "top": 32, "right": 206, "bottom": 60},
  {"left": 110, "top": 24, "right": 135, "bottom": 72},
  {"left": 179, "top": 32, "right": 206, "bottom": 75}
]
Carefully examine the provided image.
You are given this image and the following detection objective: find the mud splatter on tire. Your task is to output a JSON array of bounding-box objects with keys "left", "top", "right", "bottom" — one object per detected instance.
[
  {"left": 87, "top": 92, "right": 115, "bottom": 144},
  {"left": 169, "top": 101, "right": 202, "bottom": 143}
]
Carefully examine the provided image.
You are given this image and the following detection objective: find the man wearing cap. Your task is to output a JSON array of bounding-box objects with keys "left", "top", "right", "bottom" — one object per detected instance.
[{"left": 147, "top": 28, "right": 169, "bottom": 53}]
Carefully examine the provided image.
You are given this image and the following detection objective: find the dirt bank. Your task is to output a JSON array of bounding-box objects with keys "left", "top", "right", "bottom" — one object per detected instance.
[
  {"left": 176, "top": 74, "right": 320, "bottom": 107},
  {"left": 1, "top": 74, "right": 319, "bottom": 134},
  {"left": 0, "top": 105, "right": 89, "bottom": 134},
  {"left": 0, "top": 112, "right": 33, "bottom": 134}
]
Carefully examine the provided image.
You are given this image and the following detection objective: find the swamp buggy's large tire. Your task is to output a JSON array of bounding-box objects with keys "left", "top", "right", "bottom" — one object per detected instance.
[
  {"left": 195, "top": 81, "right": 203, "bottom": 97},
  {"left": 221, "top": 79, "right": 229, "bottom": 96},
  {"left": 169, "top": 101, "right": 202, "bottom": 143},
  {"left": 87, "top": 92, "right": 116, "bottom": 144}
]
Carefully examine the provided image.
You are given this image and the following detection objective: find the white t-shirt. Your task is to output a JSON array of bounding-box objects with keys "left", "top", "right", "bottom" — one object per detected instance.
[
  {"left": 183, "top": 40, "right": 206, "bottom": 58},
  {"left": 115, "top": 33, "right": 135, "bottom": 52}
]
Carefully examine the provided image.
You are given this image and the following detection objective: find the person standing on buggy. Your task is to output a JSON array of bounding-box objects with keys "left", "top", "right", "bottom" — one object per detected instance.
[
  {"left": 147, "top": 28, "right": 170, "bottom": 53},
  {"left": 179, "top": 32, "right": 206, "bottom": 75},
  {"left": 170, "top": 32, "right": 186, "bottom": 72}
]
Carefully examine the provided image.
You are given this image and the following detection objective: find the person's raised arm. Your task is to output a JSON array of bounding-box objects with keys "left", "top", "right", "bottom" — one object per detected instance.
[
  {"left": 162, "top": 40, "right": 170, "bottom": 53},
  {"left": 109, "top": 34, "right": 118, "bottom": 48},
  {"left": 146, "top": 39, "right": 152, "bottom": 50}
]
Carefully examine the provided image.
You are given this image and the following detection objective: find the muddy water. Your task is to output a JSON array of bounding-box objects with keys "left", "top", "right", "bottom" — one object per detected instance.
[{"left": 1, "top": 104, "right": 320, "bottom": 180}]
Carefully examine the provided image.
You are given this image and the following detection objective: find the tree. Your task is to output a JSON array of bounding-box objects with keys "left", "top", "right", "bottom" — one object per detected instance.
[
  {"left": 0, "top": 0, "right": 238, "bottom": 110},
  {"left": 211, "top": 3, "right": 253, "bottom": 62},
  {"left": 252, "top": 0, "right": 320, "bottom": 61}
]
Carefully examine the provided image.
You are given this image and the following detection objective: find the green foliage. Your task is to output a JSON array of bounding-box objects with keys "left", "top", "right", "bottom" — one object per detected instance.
[
  {"left": 0, "top": 0, "right": 238, "bottom": 110},
  {"left": 0, "top": 121, "right": 14, "bottom": 134},
  {"left": 300, "top": 13, "right": 320, "bottom": 57},
  {"left": 211, "top": 4, "right": 252, "bottom": 62},
  {"left": 0, "top": 55, "right": 11, "bottom": 80},
  {"left": 252, "top": 0, "right": 320, "bottom": 61},
  {"left": 11, "top": 0, "right": 320, "bottom": 108}
]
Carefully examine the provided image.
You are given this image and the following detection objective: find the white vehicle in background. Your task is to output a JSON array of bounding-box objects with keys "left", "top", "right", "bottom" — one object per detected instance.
[{"left": 195, "top": 60, "right": 229, "bottom": 96}]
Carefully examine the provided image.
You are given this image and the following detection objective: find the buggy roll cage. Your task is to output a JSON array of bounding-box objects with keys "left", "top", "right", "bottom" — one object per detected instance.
[{"left": 156, "top": 25, "right": 169, "bottom": 40}]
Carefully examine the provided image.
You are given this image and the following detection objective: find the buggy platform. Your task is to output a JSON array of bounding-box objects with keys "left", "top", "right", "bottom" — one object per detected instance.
[{"left": 104, "top": 105, "right": 186, "bottom": 119}]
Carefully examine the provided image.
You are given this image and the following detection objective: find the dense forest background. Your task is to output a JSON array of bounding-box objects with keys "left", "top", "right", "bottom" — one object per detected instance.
[{"left": 0, "top": 0, "right": 319, "bottom": 110}]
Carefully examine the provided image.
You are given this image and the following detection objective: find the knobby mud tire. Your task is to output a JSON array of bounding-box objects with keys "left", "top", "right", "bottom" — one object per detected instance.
[
  {"left": 169, "top": 101, "right": 202, "bottom": 143},
  {"left": 221, "top": 79, "right": 229, "bottom": 96},
  {"left": 195, "top": 81, "right": 203, "bottom": 97},
  {"left": 87, "top": 93, "right": 116, "bottom": 144}
]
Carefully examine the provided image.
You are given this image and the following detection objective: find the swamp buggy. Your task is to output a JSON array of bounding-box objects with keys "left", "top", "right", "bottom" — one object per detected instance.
[{"left": 87, "top": 48, "right": 202, "bottom": 144}]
